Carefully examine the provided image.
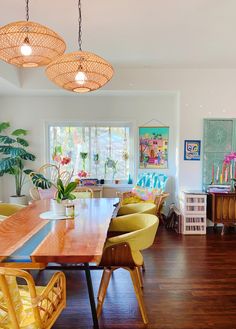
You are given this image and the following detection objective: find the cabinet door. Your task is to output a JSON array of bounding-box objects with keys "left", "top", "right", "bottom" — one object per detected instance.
[{"left": 203, "top": 119, "right": 236, "bottom": 190}]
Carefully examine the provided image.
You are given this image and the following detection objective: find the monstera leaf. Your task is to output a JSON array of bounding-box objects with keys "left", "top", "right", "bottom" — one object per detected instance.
[
  {"left": 0, "top": 122, "right": 10, "bottom": 133},
  {"left": 24, "top": 170, "right": 52, "bottom": 189},
  {"left": 0, "top": 157, "right": 18, "bottom": 173}
]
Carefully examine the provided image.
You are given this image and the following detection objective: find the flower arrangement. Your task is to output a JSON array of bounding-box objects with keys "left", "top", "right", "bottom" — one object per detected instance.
[
  {"left": 224, "top": 152, "right": 236, "bottom": 164},
  {"left": 26, "top": 167, "right": 77, "bottom": 203},
  {"left": 78, "top": 170, "right": 89, "bottom": 178},
  {"left": 52, "top": 146, "right": 71, "bottom": 166}
]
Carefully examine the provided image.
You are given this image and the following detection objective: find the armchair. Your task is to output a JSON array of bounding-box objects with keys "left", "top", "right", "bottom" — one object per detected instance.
[{"left": 0, "top": 267, "right": 66, "bottom": 328}]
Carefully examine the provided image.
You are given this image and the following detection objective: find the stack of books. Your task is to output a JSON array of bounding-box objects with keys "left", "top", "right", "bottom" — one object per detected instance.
[{"left": 207, "top": 184, "right": 231, "bottom": 193}]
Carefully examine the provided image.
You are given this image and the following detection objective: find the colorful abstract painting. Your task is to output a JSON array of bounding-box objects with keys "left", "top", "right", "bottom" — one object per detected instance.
[
  {"left": 184, "top": 140, "right": 201, "bottom": 161},
  {"left": 139, "top": 127, "right": 169, "bottom": 169}
]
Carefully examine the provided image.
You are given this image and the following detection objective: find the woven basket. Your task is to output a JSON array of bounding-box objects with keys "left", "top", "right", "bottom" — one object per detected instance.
[
  {"left": 0, "top": 21, "right": 66, "bottom": 67},
  {"left": 46, "top": 50, "right": 114, "bottom": 93}
]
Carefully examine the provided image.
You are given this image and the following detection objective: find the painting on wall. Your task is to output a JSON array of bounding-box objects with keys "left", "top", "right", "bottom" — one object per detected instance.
[
  {"left": 184, "top": 140, "right": 201, "bottom": 161},
  {"left": 139, "top": 126, "right": 169, "bottom": 169}
]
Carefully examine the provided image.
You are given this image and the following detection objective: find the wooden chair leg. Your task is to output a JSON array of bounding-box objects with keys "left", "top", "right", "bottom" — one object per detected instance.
[
  {"left": 129, "top": 267, "right": 148, "bottom": 324},
  {"left": 136, "top": 266, "right": 143, "bottom": 289},
  {"left": 97, "top": 268, "right": 113, "bottom": 318},
  {"left": 142, "top": 261, "right": 146, "bottom": 272}
]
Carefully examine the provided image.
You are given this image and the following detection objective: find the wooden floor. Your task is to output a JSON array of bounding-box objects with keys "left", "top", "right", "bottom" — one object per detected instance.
[{"left": 33, "top": 226, "right": 236, "bottom": 329}]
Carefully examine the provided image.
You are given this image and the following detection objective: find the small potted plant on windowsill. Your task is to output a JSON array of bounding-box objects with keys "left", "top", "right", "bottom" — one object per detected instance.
[
  {"left": 105, "top": 157, "right": 118, "bottom": 183},
  {"left": 0, "top": 122, "right": 36, "bottom": 205}
]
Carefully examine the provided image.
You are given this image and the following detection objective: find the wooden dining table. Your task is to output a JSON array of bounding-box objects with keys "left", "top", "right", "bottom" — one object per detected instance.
[{"left": 0, "top": 197, "right": 119, "bottom": 329}]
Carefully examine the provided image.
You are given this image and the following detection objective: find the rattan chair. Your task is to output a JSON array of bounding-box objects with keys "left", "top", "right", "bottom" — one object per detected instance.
[
  {"left": 72, "top": 187, "right": 94, "bottom": 199},
  {"left": 29, "top": 187, "right": 40, "bottom": 201},
  {"left": 97, "top": 213, "right": 159, "bottom": 324},
  {"left": 0, "top": 267, "right": 66, "bottom": 328}
]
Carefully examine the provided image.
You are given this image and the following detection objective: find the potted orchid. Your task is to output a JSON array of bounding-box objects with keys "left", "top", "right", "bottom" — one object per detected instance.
[{"left": 25, "top": 167, "right": 77, "bottom": 216}]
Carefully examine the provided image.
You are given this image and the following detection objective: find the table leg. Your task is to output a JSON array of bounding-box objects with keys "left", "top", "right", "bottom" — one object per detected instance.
[{"left": 84, "top": 263, "right": 99, "bottom": 329}]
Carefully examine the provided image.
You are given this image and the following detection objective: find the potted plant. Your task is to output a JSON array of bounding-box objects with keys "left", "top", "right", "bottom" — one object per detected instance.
[
  {"left": 26, "top": 169, "right": 77, "bottom": 216},
  {"left": 0, "top": 122, "right": 36, "bottom": 205},
  {"left": 80, "top": 152, "right": 88, "bottom": 171},
  {"left": 105, "top": 157, "right": 118, "bottom": 182}
]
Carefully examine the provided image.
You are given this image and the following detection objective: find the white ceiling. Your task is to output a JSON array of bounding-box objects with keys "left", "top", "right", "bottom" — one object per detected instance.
[{"left": 0, "top": 0, "right": 236, "bottom": 94}]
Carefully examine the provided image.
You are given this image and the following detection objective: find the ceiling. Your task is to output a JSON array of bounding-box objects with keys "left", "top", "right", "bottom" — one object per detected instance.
[{"left": 0, "top": 0, "right": 236, "bottom": 94}]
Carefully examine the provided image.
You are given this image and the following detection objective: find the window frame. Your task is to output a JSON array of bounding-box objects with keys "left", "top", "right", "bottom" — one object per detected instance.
[{"left": 45, "top": 120, "right": 135, "bottom": 183}]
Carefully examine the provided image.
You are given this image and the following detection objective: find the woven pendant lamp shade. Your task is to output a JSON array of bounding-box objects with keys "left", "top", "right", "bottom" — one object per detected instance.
[
  {"left": 46, "top": 51, "right": 114, "bottom": 93},
  {"left": 0, "top": 21, "right": 66, "bottom": 68}
]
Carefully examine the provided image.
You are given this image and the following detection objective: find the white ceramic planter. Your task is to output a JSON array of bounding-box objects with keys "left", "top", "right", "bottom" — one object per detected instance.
[
  {"left": 51, "top": 199, "right": 66, "bottom": 216},
  {"left": 9, "top": 195, "right": 28, "bottom": 205}
]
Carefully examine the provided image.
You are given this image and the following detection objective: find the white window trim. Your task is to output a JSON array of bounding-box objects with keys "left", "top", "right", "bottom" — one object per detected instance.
[{"left": 45, "top": 120, "right": 135, "bottom": 183}]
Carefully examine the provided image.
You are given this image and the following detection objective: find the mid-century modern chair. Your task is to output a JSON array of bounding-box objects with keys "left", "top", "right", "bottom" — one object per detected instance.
[
  {"left": 0, "top": 203, "right": 25, "bottom": 217},
  {"left": 117, "top": 202, "right": 157, "bottom": 216},
  {"left": 97, "top": 213, "right": 159, "bottom": 324},
  {"left": 0, "top": 267, "right": 66, "bottom": 328}
]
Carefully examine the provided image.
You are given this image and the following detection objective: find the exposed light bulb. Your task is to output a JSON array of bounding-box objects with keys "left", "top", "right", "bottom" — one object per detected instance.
[
  {"left": 75, "top": 71, "right": 87, "bottom": 85},
  {"left": 20, "top": 37, "right": 32, "bottom": 56}
]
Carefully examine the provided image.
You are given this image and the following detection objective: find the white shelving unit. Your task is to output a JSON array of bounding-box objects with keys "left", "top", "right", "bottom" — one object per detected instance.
[{"left": 179, "top": 191, "right": 207, "bottom": 235}]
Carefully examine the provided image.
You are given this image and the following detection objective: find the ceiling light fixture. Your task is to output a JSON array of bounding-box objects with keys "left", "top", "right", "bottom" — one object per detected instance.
[
  {"left": 0, "top": 0, "right": 66, "bottom": 68},
  {"left": 46, "top": 0, "right": 114, "bottom": 93}
]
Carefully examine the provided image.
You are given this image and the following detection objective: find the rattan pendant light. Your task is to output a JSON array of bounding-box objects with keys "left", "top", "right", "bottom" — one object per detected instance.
[
  {"left": 46, "top": 0, "right": 114, "bottom": 93},
  {"left": 0, "top": 0, "right": 66, "bottom": 68}
]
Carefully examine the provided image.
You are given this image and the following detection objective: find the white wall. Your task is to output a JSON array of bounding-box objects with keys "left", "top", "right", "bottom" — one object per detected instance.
[
  {"left": 0, "top": 94, "right": 178, "bottom": 202},
  {"left": 1, "top": 68, "right": 236, "bottom": 205}
]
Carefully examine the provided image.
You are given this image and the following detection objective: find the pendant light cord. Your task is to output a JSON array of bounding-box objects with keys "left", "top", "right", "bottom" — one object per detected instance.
[
  {"left": 78, "top": 0, "right": 82, "bottom": 51},
  {"left": 25, "top": 0, "right": 30, "bottom": 21}
]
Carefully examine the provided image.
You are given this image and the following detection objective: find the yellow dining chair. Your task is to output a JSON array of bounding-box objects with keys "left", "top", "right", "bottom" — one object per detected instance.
[
  {"left": 97, "top": 213, "right": 159, "bottom": 324},
  {"left": 117, "top": 202, "right": 157, "bottom": 216},
  {"left": 72, "top": 188, "right": 94, "bottom": 199},
  {"left": 0, "top": 267, "right": 66, "bottom": 329},
  {"left": 0, "top": 203, "right": 25, "bottom": 217}
]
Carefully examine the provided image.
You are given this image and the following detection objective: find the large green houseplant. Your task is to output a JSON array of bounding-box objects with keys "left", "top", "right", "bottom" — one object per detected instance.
[{"left": 0, "top": 122, "right": 36, "bottom": 204}]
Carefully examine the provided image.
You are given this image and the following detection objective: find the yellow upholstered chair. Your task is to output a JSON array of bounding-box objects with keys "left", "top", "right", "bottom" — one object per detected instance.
[
  {"left": 97, "top": 213, "right": 159, "bottom": 324},
  {"left": 72, "top": 188, "right": 93, "bottom": 199},
  {"left": 0, "top": 203, "right": 25, "bottom": 217},
  {"left": 0, "top": 267, "right": 66, "bottom": 329},
  {"left": 117, "top": 202, "right": 157, "bottom": 216}
]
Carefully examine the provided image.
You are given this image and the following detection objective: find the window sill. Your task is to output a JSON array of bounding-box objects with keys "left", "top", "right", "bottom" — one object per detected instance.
[{"left": 103, "top": 183, "right": 134, "bottom": 188}]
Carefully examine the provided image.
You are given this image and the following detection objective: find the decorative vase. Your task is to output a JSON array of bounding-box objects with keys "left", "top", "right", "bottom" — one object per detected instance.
[
  {"left": 51, "top": 199, "right": 66, "bottom": 216},
  {"left": 128, "top": 174, "right": 133, "bottom": 184},
  {"left": 9, "top": 195, "right": 28, "bottom": 205}
]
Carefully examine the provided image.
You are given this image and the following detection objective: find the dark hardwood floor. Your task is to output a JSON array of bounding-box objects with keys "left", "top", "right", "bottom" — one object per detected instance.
[{"left": 33, "top": 226, "right": 236, "bottom": 329}]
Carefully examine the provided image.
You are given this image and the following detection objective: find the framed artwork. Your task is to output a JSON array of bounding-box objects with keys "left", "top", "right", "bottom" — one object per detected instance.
[
  {"left": 184, "top": 140, "right": 201, "bottom": 161},
  {"left": 139, "top": 126, "right": 169, "bottom": 169}
]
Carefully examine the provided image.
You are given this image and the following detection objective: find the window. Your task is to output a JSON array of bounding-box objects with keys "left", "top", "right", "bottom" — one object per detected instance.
[{"left": 48, "top": 124, "right": 131, "bottom": 181}]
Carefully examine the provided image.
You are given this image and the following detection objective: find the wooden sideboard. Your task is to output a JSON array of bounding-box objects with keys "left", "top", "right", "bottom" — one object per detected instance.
[{"left": 207, "top": 192, "right": 236, "bottom": 234}]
